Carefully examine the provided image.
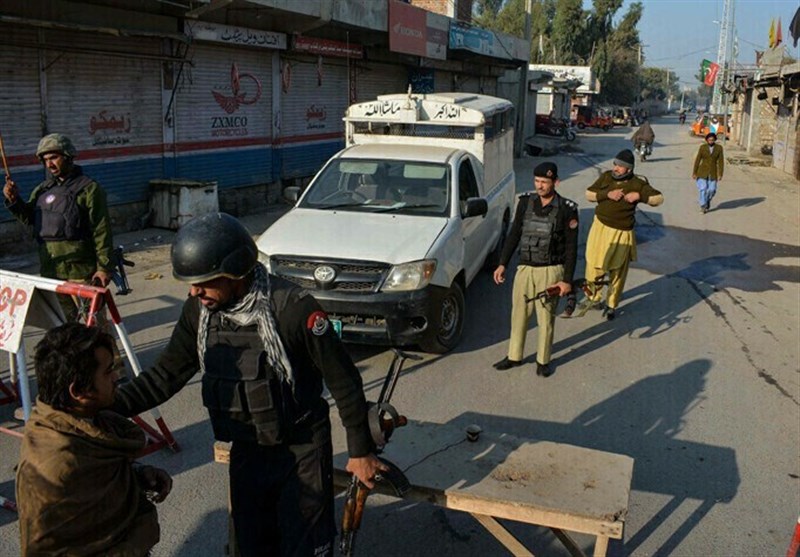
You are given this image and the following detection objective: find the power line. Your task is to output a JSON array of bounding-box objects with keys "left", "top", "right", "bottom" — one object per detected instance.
[{"left": 649, "top": 45, "right": 717, "bottom": 62}]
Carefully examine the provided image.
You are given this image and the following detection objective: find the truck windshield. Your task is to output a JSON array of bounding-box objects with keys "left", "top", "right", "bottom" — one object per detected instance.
[{"left": 299, "top": 159, "right": 450, "bottom": 216}]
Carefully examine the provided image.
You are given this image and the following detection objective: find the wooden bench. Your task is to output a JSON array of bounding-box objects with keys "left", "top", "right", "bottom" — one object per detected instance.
[{"left": 214, "top": 421, "right": 633, "bottom": 557}]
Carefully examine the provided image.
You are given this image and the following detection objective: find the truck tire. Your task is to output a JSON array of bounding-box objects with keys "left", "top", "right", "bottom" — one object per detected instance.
[{"left": 420, "top": 282, "right": 465, "bottom": 353}]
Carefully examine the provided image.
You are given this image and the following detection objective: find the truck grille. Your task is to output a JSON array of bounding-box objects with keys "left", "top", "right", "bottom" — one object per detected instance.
[{"left": 270, "top": 256, "right": 389, "bottom": 293}]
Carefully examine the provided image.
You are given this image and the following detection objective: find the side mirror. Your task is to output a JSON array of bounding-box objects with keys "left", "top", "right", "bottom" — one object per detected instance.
[
  {"left": 462, "top": 198, "right": 488, "bottom": 218},
  {"left": 283, "top": 186, "right": 301, "bottom": 203}
]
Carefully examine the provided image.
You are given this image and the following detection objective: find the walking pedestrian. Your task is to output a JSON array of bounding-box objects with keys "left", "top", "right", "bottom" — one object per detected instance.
[
  {"left": 692, "top": 132, "right": 724, "bottom": 213},
  {"left": 581, "top": 149, "right": 664, "bottom": 320},
  {"left": 111, "top": 213, "right": 385, "bottom": 557},
  {"left": 492, "top": 162, "right": 579, "bottom": 378}
]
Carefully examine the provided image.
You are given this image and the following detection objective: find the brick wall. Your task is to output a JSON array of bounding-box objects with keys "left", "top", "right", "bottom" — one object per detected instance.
[{"left": 410, "top": 0, "right": 473, "bottom": 22}]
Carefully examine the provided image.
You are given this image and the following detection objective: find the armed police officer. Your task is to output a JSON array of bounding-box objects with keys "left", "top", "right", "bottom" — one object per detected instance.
[
  {"left": 3, "top": 133, "right": 114, "bottom": 320},
  {"left": 492, "top": 162, "right": 579, "bottom": 378},
  {"left": 111, "top": 213, "right": 386, "bottom": 557}
]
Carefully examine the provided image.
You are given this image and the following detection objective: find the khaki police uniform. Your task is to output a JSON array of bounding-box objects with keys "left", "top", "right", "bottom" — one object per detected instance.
[{"left": 499, "top": 193, "right": 579, "bottom": 364}]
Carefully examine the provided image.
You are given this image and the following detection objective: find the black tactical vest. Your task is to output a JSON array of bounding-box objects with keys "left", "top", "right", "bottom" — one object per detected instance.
[
  {"left": 201, "top": 317, "right": 291, "bottom": 445},
  {"left": 519, "top": 195, "right": 562, "bottom": 266},
  {"left": 34, "top": 173, "right": 93, "bottom": 242}
]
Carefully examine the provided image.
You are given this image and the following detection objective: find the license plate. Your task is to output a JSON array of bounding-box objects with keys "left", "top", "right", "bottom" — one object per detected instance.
[{"left": 331, "top": 319, "right": 342, "bottom": 338}]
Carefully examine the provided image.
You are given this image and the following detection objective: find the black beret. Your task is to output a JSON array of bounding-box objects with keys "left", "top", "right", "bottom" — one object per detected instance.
[{"left": 533, "top": 162, "right": 558, "bottom": 180}]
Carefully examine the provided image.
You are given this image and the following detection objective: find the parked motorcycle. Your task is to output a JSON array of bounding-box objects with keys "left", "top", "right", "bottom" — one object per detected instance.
[{"left": 535, "top": 115, "right": 576, "bottom": 141}]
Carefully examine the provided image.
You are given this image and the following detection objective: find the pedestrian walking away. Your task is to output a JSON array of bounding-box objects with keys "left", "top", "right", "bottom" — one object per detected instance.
[
  {"left": 692, "top": 132, "right": 724, "bottom": 213},
  {"left": 492, "top": 162, "right": 579, "bottom": 378},
  {"left": 110, "top": 212, "right": 386, "bottom": 557},
  {"left": 16, "top": 323, "right": 172, "bottom": 556},
  {"left": 581, "top": 149, "right": 664, "bottom": 321},
  {"left": 3, "top": 133, "right": 115, "bottom": 321}
]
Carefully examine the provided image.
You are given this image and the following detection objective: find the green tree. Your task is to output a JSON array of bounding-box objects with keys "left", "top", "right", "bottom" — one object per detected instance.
[
  {"left": 551, "top": 0, "right": 584, "bottom": 64},
  {"left": 640, "top": 67, "right": 679, "bottom": 101},
  {"left": 595, "top": 2, "right": 643, "bottom": 104}
]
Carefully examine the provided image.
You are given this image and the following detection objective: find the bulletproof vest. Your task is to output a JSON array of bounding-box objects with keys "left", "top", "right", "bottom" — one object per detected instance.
[
  {"left": 519, "top": 195, "right": 561, "bottom": 266},
  {"left": 201, "top": 315, "right": 291, "bottom": 445},
  {"left": 34, "top": 173, "right": 93, "bottom": 242}
]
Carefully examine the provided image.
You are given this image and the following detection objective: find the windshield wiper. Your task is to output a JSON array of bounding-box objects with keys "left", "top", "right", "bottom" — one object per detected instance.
[
  {"left": 315, "top": 201, "right": 375, "bottom": 210},
  {"left": 373, "top": 203, "right": 442, "bottom": 213}
]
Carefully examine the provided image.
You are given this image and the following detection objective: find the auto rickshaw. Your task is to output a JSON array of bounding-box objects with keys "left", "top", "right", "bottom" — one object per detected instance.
[
  {"left": 691, "top": 113, "right": 728, "bottom": 138},
  {"left": 572, "top": 105, "right": 613, "bottom": 131}
]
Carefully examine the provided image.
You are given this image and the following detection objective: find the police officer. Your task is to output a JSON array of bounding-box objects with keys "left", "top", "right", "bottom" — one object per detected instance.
[
  {"left": 492, "top": 162, "right": 579, "bottom": 378},
  {"left": 581, "top": 149, "right": 664, "bottom": 320},
  {"left": 111, "top": 213, "right": 385, "bottom": 557},
  {"left": 3, "top": 133, "right": 114, "bottom": 319}
]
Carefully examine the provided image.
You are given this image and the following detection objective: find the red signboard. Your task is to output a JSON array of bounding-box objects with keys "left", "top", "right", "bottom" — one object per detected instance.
[
  {"left": 389, "top": 0, "right": 427, "bottom": 57},
  {"left": 293, "top": 35, "right": 363, "bottom": 59}
]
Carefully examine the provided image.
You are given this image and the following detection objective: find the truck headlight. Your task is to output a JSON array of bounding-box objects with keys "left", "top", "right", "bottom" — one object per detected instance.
[{"left": 381, "top": 260, "right": 437, "bottom": 292}]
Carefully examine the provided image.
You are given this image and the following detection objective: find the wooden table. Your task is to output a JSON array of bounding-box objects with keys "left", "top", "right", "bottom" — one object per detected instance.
[{"left": 214, "top": 421, "right": 634, "bottom": 557}]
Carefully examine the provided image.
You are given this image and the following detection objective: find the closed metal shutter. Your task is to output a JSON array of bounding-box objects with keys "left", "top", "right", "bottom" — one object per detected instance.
[
  {"left": 356, "top": 62, "right": 409, "bottom": 101},
  {"left": 457, "top": 75, "right": 480, "bottom": 93},
  {"left": 175, "top": 43, "right": 273, "bottom": 188},
  {"left": 43, "top": 30, "right": 162, "bottom": 205},
  {"left": 434, "top": 71, "right": 454, "bottom": 92},
  {"left": 0, "top": 25, "right": 44, "bottom": 213},
  {"left": 481, "top": 77, "right": 498, "bottom": 96},
  {"left": 279, "top": 54, "right": 347, "bottom": 179}
]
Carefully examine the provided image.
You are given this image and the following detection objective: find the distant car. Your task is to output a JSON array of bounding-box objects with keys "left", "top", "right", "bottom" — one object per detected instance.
[{"left": 691, "top": 113, "right": 728, "bottom": 138}]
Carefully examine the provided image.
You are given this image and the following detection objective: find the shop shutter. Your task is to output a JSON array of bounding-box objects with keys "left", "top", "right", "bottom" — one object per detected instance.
[
  {"left": 0, "top": 25, "right": 45, "bottom": 211},
  {"left": 43, "top": 30, "right": 162, "bottom": 205},
  {"left": 356, "top": 61, "right": 409, "bottom": 101},
  {"left": 279, "top": 55, "right": 347, "bottom": 179},
  {"left": 174, "top": 43, "right": 273, "bottom": 189}
]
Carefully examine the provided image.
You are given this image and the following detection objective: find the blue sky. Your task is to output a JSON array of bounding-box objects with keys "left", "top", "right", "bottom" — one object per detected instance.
[{"left": 625, "top": 0, "right": 800, "bottom": 89}]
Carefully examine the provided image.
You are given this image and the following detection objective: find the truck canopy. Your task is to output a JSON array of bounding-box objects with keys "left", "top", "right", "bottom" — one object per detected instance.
[{"left": 344, "top": 91, "right": 514, "bottom": 191}]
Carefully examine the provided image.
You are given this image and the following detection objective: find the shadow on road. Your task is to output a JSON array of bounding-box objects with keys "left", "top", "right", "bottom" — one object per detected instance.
[
  {"left": 444, "top": 358, "right": 737, "bottom": 556},
  {"left": 712, "top": 196, "right": 765, "bottom": 211}
]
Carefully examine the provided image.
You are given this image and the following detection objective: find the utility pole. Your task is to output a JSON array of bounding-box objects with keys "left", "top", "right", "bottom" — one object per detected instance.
[
  {"left": 712, "top": 0, "right": 735, "bottom": 113},
  {"left": 514, "top": 0, "right": 532, "bottom": 158}
]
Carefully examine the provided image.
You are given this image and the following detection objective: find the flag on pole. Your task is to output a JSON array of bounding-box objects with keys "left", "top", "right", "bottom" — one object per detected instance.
[
  {"left": 776, "top": 17, "right": 783, "bottom": 46},
  {"left": 769, "top": 18, "right": 776, "bottom": 48},
  {"left": 791, "top": 6, "right": 800, "bottom": 47},
  {"left": 701, "top": 59, "right": 720, "bottom": 86}
]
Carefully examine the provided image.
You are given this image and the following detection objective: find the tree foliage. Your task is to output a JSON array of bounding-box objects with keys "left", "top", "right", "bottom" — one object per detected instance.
[{"left": 476, "top": 0, "right": 650, "bottom": 105}]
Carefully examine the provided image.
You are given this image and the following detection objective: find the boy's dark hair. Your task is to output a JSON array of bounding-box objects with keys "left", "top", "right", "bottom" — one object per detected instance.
[{"left": 34, "top": 323, "right": 115, "bottom": 410}]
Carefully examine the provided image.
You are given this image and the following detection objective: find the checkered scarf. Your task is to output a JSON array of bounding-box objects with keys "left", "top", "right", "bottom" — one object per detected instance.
[{"left": 197, "top": 263, "right": 295, "bottom": 388}]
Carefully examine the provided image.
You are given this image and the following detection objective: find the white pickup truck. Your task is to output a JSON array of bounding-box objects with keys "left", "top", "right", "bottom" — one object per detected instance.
[{"left": 256, "top": 91, "right": 515, "bottom": 353}]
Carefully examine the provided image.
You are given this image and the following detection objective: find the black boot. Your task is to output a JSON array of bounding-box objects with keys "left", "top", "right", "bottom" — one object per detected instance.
[{"left": 493, "top": 357, "right": 522, "bottom": 371}]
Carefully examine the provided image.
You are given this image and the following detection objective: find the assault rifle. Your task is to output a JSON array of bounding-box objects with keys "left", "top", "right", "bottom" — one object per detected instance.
[
  {"left": 110, "top": 246, "right": 134, "bottom": 295},
  {"left": 340, "top": 349, "right": 417, "bottom": 556},
  {"left": 524, "top": 276, "right": 610, "bottom": 305}
]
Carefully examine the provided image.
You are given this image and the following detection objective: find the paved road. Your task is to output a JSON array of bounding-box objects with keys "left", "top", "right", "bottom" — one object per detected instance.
[{"left": 1, "top": 117, "right": 798, "bottom": 556}]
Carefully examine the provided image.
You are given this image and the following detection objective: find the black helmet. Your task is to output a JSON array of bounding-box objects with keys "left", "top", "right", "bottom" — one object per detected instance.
[{"left": 171, "top": 213, "right": 257, "bottom": 283}]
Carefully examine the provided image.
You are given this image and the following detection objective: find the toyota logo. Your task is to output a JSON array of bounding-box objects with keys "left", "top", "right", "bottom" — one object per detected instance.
[{"left": 314, "top": 265, "right": 336, "bottom": 284}]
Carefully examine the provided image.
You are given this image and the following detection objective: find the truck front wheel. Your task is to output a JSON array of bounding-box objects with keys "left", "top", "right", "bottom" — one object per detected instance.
[{"left": 420, "top": 283, "right": 465, "bottom": 353}]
